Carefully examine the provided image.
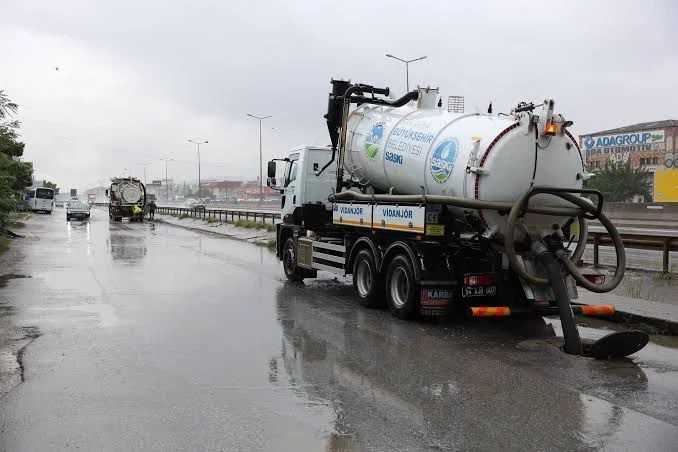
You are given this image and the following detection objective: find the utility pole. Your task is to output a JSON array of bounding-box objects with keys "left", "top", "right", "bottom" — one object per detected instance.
[
  {"left": 188, "top": 139, "right": 208, "bottom": 199},
  {"left": 138, "top": 162, "right": 151, "bottom": 186},
  {"left": 246, "top": 113, "right": 272, "bottom": 204},
  {"left": 385, "top": 54, "right": 427, "bottom": 92},
  {"left": 160, "top": 158, "right": 174, "bottom": 201}
]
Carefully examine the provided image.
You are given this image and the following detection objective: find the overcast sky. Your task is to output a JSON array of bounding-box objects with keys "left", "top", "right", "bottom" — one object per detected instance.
[{"left": 1, "top": 0, "right": 676, "bottom": 190}]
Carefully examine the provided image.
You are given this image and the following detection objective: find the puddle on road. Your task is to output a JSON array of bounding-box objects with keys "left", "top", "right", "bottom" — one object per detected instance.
[
  {"left": 578, "top": 392, "right": 678, "bottom": 450},
  {"left": 0, "top": 274, "right": 31, "bottom": 289},
  {"left": 544, "top": 315, "right": 678, "bottom": 414},
  {"left": 29, "top": 303, "right": 119, "bottom": 327}
]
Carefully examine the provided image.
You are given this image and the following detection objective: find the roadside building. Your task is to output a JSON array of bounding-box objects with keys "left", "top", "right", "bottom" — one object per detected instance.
[
  {"left": 580, "top": 120, "right": 678, "bottom": 202},
  {"left": 201, "top": 180, "right": 242, "bottom": 199},
  {"left": 238, "top": 179, "right": 277, "bottom": 200}
]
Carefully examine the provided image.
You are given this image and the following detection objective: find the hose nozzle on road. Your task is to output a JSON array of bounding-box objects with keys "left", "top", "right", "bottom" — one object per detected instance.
[{"left": 533, "top": 235, "right": 648, "bottom": 359}]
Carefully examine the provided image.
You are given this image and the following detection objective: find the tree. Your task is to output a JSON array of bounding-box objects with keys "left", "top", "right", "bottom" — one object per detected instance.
[
  {"left": 44, "top": 180, "right": 60, "bottom": 194},
  {"left": 585, "top": 160, "right": 652, "bottom": 202},
  {"left": 0, "top": 90, "right": 33, "bottom": 232}
]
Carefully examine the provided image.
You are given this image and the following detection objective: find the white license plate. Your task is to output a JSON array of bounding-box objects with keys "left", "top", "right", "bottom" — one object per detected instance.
[{"left": 462, "top": 286, "right": 497, "bottom": 298}]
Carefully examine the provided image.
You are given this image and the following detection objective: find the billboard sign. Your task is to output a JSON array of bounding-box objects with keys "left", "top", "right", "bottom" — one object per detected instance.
[
  {"left": 664, "top": 153, "right": 678, "bottom": 169},
  {"left": 582, "top": 129, "right": 665, "bottom": 157},
  {"left": 583, "top": 130, "right": 664, "bottom": 150},
  {"left": 654, "top": 168, "right": 678, "bottom": 202}
]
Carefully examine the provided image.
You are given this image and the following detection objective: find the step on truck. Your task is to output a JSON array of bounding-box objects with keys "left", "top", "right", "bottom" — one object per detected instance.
[
  {"left": 266, "top": 79, "right": 649, "bottom": 359},
  {"left": 106, "top": 177, "right": 146, "bottom": 222}
]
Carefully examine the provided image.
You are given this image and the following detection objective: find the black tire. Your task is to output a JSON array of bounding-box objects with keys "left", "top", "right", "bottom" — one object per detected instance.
[
  {"left": 282, "top": 238, "right": 304, "bottom": 282},
  {"left": 46, "top": 210, "right": 52, "bottom": 215},
  {"left": 385, "top": 254, "right": 419, "bottom": 320},
  {"left": 352, "top": 249, "right": 385, "bottom": 308}
]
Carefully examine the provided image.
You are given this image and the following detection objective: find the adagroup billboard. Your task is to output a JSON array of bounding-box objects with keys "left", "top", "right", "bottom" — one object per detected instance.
[{"left": 583, "top": 129, "right": 665, "bottom": 156}]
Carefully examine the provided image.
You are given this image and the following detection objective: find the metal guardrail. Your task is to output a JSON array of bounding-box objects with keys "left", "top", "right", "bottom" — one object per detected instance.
[
  {"left": 96, "top": 203, "right": 675, "bottom": 271},
  {"left": 587, "top": 226, "right": 678, "bottom": 272},
  {"left": 156, "top": 206, "right": 280, "bottom": 224}
]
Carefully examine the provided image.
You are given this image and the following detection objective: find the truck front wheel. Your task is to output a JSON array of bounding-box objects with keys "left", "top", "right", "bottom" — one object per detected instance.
[
  {"left": 282, "top": 238, "right": 304, "bottom": 282},
  {"left": 352, "top": 249, "right": 384, "bottom": 308},
  {"left": 385, "top": 254, "right": 418, "bottom": 320}
]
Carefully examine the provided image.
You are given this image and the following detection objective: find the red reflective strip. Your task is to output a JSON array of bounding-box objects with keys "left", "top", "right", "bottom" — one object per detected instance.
[
  {"left": 581, "top": 305, "right": 615, "bottom": 316},
  {"left": 474, "top": 306, "right": 487, "bottom": 316},
  {"left": 470, "top": 306, "right": 511, "bottom": 317}
]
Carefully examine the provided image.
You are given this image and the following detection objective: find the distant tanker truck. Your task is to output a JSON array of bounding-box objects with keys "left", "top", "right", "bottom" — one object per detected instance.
[
  {"left": 106, "top": 177, "right": 146, "bottom": 222},
  {"left": 265, "top": 79, "right": 649, "bottom": 359}
]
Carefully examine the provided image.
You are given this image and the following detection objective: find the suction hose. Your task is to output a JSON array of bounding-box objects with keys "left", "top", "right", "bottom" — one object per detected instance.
[
  {"left": 570, "top": 216, "right": 588, "bottom": 266},
  {"left": 533, "top": 241, "right": 583, "bottom": 355},
  {"left": 505, "top": 190, "right": 625, "bottom": 293}
]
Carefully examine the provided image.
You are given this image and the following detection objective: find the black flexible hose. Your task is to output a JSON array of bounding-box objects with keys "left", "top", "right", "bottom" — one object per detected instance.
[
  {"left": 506, "top": 190, "right": 625, "bottom": 292},
  {"left": 534, "top": 242, "right": 583, "bottom": 355}
]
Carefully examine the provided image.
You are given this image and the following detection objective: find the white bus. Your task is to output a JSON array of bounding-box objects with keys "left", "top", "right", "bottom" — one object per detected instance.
[{"left": 26, "top": 187, "right": 55, "bottom": 213}]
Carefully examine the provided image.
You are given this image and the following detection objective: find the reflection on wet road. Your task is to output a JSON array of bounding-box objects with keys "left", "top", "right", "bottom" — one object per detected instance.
[{"left": 1, "top": 208, "right": 677, "bottom": 451}]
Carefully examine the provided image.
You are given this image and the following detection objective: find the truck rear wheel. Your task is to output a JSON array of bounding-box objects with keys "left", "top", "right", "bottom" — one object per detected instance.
[
  {"left": 352, "top": 249, "right": 384, "bottom": 308},
  {"left": 282, "top": 238, "right": 304, "bottom": 282},
  {"left": 385, "top": 254, "right": 418, "bottom": 320}
]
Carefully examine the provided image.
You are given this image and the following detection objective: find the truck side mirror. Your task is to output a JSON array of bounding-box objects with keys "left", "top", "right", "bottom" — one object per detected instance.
[
  {"left": 266, "top": 177, "right": 274, "bottom": 188},
  {"left": 267, "top": 161, "right": 276, "bottom": 178},
  {"left": 105, "top": 189, "right": 109, "bottom": 196}
]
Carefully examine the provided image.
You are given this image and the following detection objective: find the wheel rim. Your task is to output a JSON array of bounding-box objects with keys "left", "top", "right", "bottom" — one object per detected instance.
[
  {"left": 283, "top": 246, "right": 295, "bottom": 274},
  {"left": 390, "top": 266, "right": 409, "bottom": 308},
  {"left": 356, "top": 260, "right": 373, "bottom": 297}
]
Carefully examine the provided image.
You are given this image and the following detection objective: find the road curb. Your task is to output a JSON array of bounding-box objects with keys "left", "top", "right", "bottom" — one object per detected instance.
[{"left": 610, "top": 309, "right": 678, "bottom": 335}]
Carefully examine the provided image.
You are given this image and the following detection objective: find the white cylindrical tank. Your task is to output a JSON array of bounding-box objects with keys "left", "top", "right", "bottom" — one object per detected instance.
[
  {"left": 117, "top": 181, "right": 143, "bottom": 204},
  {"left": 343, "top": 92, "right": 585, "bottom": 235}
]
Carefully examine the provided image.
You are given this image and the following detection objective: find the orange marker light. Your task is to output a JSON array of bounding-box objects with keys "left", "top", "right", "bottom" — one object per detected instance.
[{"left": 544, "top": 122, "right": 558, "bottom": 136}]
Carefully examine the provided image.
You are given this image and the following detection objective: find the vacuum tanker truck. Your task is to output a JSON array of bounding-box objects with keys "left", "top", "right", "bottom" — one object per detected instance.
[
  {"left": 106, "top": 177, "right": 146, "bottom": 222},
  {"left": 266, "top": 79, "right": 648, "bottom": 358}
]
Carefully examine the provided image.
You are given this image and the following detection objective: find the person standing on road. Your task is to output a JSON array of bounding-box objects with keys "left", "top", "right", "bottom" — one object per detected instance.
[{"left": 148, "top": 200, "right": 157, "bottom": 220}]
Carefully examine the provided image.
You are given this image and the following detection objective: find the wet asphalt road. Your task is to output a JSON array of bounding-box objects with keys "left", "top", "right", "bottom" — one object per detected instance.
[{"left": 2, "top": 209, "right": 678, "bottom": 451}]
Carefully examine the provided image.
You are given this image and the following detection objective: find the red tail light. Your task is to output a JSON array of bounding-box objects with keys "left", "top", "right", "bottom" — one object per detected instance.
[
  {"left": 464, "top": 274, "right": 495, "bottom": 286},
  {"left": 583, "top": 274, "right": 605, "bottom": 285}
]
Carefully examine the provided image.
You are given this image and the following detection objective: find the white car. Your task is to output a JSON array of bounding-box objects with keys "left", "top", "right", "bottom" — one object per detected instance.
[{"left": 185, "top": 200, "right": 206, "bottom": 211}]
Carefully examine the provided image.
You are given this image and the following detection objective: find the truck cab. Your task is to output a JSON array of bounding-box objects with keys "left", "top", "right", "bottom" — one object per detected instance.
[{"left": 268, "top": 146, "right": 337, "bottom": 223}]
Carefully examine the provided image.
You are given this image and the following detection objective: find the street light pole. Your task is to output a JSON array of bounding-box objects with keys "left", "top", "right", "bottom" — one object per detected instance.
[
  {"left": 385, "top": 54, "right": 427, "bottom": 92},
  {"left": 138, "top": 162, "right": 151, "bottom": 186},
  {"left": 246, "top": 113, "right": 272, "bottom": 204},
  {"left": 188, "top": 139, "right": 208, "bottom": 199},
  {"left": 160, "top": 158, "right": 174, "bottom": 201}
]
